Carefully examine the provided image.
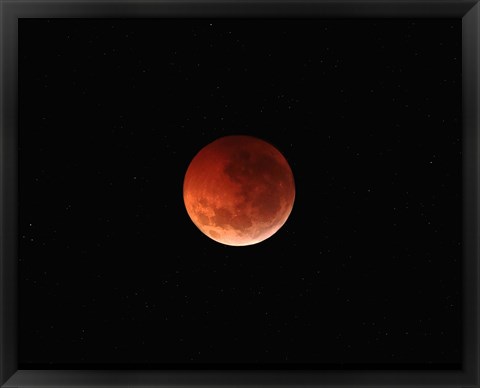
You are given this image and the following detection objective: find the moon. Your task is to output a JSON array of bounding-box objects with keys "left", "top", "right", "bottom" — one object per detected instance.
[{"left": 183, "top": 135, "right": 295, "bottom": 246}]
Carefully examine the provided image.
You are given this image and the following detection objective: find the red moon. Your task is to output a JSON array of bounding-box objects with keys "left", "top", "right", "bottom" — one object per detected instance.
[{"left": 183, "top": 135, "right": 295, "bottom": 246}]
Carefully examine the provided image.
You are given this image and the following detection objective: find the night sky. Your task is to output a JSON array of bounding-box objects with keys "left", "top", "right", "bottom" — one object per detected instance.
[{"left": 18, "top": 18, "right": 462, "bottom": 369}]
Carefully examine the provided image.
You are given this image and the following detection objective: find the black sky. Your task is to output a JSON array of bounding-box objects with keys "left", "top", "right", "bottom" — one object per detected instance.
[{"left": 18, "top": 18, "right": 462, "bottom": 369}]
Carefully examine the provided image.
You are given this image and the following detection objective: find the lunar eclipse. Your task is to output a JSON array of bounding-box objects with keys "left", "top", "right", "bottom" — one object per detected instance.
[{"left": 183, "top": 135, "right": 295, "bottom": 246}]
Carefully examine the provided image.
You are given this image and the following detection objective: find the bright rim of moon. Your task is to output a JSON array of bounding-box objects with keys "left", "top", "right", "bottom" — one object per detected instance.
[{"left": 183, "top": 135, "right": 295, "bottom": 246}]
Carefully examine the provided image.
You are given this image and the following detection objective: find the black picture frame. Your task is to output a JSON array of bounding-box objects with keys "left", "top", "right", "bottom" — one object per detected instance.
[{"left": 1, "top": 0, "right": 479, "bottom": 387}]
